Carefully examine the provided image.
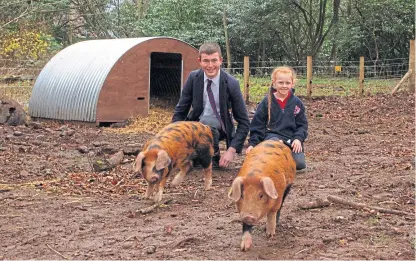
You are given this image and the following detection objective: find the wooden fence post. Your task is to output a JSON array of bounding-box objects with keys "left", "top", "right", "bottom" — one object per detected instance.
[
  {"left": 359, "top": 56, "right": 364, "bottom": 96},
  {"left": 392, "top": 39, "right": 415, "bottom": 94},
  {"left": 244, "top": 56, "right": 250, "bottom": 103},
  {"left": 306, "top": 56, "right": 312, "bottom": 97},
  {"left": 408, "top": 39, "right": 415, "bottom": 92}
]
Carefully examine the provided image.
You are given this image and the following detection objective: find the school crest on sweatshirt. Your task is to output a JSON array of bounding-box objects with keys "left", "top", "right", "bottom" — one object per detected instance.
[{"left": 294, "top": 105, "right": 301, "bottom": 115}]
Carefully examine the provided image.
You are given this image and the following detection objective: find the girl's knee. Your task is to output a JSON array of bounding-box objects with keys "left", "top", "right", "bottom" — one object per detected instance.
[
  {"left": 292, "top": 152, "right": 306, "bottom": 170},
  {"left": 296, "top": 161, "right": 306, "bottom": 170}
]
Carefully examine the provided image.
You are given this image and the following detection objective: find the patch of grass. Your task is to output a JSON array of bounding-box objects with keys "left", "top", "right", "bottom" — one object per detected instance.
[
  {"left": 0, "top": 76, "right": 401, "bottom": 122},
  {"left": 235, "top": 75, "right": 400, "bottom": 103}
]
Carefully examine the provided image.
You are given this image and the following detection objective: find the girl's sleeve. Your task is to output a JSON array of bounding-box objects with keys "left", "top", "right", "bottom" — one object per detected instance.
[
  {"left": 248, "top": 98, "right": 268, "bottom": 147},
  {"left": 293, "top": 102, "right": 308, "bottom": 142}
]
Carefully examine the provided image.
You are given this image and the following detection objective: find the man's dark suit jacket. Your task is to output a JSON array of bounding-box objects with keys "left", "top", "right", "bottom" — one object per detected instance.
[{"left": 172, "top": 69, "right": 250, "bottom": 153}]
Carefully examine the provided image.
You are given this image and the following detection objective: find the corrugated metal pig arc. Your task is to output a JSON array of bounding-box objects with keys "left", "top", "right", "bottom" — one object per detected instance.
[{"left": 28, "top": 37, "right": 199, "bottom": 123}]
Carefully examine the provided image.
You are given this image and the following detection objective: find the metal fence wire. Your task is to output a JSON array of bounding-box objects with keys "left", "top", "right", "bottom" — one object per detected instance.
[
  {"left": 224, "top": 58, "right": 408, "bottom": 79},
  {"left": 0, "top": 57, "right": 408, "bottom": 101}
]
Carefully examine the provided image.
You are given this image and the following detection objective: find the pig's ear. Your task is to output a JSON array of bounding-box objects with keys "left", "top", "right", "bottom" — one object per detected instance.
[
  {"left": 228, "top": 177, "right": 244, "bottom": 201},
  {"left": 134, "top": 152, "right": 145, "bottom": 173},
  {"left": 261, "top": 177, "right": 278, "bottom": 199},
  {"left": 156, "top": 150, "right": 171, "bottom": 170}
]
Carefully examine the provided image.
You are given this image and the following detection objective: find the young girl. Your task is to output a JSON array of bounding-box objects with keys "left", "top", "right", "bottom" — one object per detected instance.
[{"left": 246, "top": 66, "right": 308, "bottom": 170}]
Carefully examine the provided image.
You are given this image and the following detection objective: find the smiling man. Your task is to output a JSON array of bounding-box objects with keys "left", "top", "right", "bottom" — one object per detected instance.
[{"left": 172, "top": 42, "right": 249, "bottom": 168}]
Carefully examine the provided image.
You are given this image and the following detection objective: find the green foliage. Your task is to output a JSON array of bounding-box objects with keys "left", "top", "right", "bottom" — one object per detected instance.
[
  {"left": 117, "top": 2, "right": 146, "bottom": 37},
  {"left": 140, "top": 0, "right": 224, "bottom": 47},
  {"left": 227, "top": 0, "right": 341, "bottom": 62},
  {"left": 236, "top": 75, "right": 399, "bottom": 103},
  {"left": 0, "top": 0, "right": 413, "bottom": 69},
  {"left": 337, "top": 0, "right": 415, "bottom": 60}
]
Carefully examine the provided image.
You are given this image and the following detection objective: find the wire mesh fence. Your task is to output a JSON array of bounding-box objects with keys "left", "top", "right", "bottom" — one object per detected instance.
[
  {"left": 223, "top": 57, "right": 407, "bottom": 102},
  {"left": 0, "top": 57, "right": 408, "bottom": 104},
  {"left": 224, "top": 58, "right": 408, "bottom": 79}
]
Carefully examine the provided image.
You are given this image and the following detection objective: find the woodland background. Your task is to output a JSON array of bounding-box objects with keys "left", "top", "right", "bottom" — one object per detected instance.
[{"left": 0, "top": 0, "right": 414, "bottom": 67}]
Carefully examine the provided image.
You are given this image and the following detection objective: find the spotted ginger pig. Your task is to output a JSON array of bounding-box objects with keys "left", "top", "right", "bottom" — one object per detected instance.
[
  {"left": 228, "top": 140, "right": 296, "bottom": 251},
  {"left": 134, "top": 121, "right": 214, "bottom": 202}
]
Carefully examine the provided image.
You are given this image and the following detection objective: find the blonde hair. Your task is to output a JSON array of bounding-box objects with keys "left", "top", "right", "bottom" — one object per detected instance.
[{"left": 267, "top": 66, "right": 297, "bottom": 126}]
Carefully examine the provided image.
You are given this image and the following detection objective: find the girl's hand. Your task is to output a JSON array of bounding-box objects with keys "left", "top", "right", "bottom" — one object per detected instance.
[
  {"left": 291, "top": 139, "right": 303, "bottom": 153},
  {"left": 245, "top": 146, "right": 254, "bottom": 154}
]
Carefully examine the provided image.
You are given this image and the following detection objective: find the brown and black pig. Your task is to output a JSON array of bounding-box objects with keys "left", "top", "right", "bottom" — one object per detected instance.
[
  {"left": 228, "top": 140, "right": 296, "bottom": 251},
  {"left": 134, "top": 121, "right": 214, "bottom": 202}
]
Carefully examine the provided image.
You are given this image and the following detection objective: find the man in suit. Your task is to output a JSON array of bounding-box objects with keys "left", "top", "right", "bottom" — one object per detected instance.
[{"left": 172, "top": 42, "right": 250, "bottom": 168}]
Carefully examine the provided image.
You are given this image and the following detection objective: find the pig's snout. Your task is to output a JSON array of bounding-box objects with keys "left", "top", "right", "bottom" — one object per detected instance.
[
  {"left": 241, "top": 214, "right": 257, "bottom": 225},
  {"left": 149, "top": 175, "right": 160, "bottom": 184}
]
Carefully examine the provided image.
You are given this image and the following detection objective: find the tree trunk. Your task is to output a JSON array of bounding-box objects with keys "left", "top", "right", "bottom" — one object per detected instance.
[
  {"left": 261, "top": 37, "right": 266, "bottom": 75},
  {"left": 223, "top": 7, "right": 231, "bottom": 73},
  {"left": 67, "top": 2, "right": 74, "bottom": 44},
  {"left": 137, "top": 0, "right": 149, "bottom": 19},
  {"left": 330, "top": 0, "right": 340, "bottom": 76},
  {"left": 347, "top": 0, "right": 352, "bottom": 16},
  {"left": 330, "top": 0, "right": 340, "bottom": 62},
  {"left": 293, "top": 0, "right": 340, "bottom": 59},
  {"left": 408, "top": 39, "right": 415, "bottom": 92}
]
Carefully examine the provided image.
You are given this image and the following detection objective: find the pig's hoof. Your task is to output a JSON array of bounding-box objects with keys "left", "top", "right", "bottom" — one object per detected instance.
[
  {"left": 266, "top": 231, "right": 275, "bottom": 238},
  {"left": 204, "top": 179, "right": 212, "bottom": 190},
  {"left": 240, "top": 232, "right": 252, "bottom": 251},
  {"left": 153, "top": 193, "right": 163, "bottom": 203},
  {"left": 171, "top": 175, "right": 184, "bottom": 187},
  {"left": 170, "top": 180, "right": 179, "bottom": 187},
  {"left": 143, "top": 193, "right": 153, "bottom": 200}
]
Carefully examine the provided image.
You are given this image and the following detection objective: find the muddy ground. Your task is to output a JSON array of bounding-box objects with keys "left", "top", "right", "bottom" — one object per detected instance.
[{"left": 0, "top": 92, "right": 415, "bottom": 260}]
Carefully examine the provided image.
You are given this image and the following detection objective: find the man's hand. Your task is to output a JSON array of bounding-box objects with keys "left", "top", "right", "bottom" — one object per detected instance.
[
  {"left": 219, "top": 147, "right": 236, "bottom": 168},
  {"left": 291, "top": 139, "right": 302, "bottom": 153},
  {"left": 245, "top": 146, "right": 254, "bottom": 154}
]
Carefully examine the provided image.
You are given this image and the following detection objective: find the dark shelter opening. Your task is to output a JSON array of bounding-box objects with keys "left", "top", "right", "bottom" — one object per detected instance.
[{"left": 149, "top": 52, "right": 182, "bottom": 108}]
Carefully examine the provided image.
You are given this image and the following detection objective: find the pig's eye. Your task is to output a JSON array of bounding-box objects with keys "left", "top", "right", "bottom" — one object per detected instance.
[{"left": 259, "top": 194, "right": 264, "bottom": 200}]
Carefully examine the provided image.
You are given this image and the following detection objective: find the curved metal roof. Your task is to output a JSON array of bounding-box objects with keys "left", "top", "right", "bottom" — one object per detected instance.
[{"left": 28, "top": 37, "right": 188, "bottom": 122}]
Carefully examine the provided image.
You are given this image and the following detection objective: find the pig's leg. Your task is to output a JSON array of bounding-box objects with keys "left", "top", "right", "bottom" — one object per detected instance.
[
  {"left": 202, "top": 164, "right": 212, "bottom": 190},
  {"left": 154, "top": 176, "right": 168, "bottom": 202},
  {"left": 199, "top": 156, "right": 213, "bottom": 190},
  {"left": 171, "top": 161, "right": 192, "bottom": 186},
  {"left": 144, "top": 183, "right": 155, "bottom": 199},
  {"left": 266, "top": 211, "right": 277, "bottom": 237},
  {"left": 276, "top": 184, "right": 292, "bottom": 225},
  {"left": 241, "top": 223, "right": 253, "bottom": 251}
]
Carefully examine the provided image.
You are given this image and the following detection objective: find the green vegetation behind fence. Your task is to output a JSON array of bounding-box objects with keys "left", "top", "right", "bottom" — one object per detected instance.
[
  {"left": 234, "top": 75, "right": 399, "bottom": 103},
  {"left": 0, "top": 76, "right": 401, "bottom": 109}
]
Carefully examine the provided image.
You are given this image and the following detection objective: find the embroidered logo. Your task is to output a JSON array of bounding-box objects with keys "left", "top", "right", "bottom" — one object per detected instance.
[{"left": 294, "top": 105, "right": 301, "bottom": 115}]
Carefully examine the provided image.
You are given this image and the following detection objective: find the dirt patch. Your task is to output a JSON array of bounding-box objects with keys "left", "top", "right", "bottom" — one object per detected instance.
[{"left": 0, "top": 92, "right": 414, "bottom": 259}]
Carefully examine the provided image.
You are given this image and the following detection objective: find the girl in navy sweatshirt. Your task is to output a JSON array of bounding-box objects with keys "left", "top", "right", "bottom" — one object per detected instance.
[{"left": 246, "top": 66, "right": 308, "bottom": 170}]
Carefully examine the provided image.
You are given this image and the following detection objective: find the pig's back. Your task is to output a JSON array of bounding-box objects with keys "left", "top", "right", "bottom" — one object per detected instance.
[
  {"left": 144, "top": 121, "right": 212, "bottom": 158},
  {"left": 146, "top": 121, "right": 212, "bottom": 151},
  {"left": 241, "top": 140, "right": 296, "bottom": 185}
]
